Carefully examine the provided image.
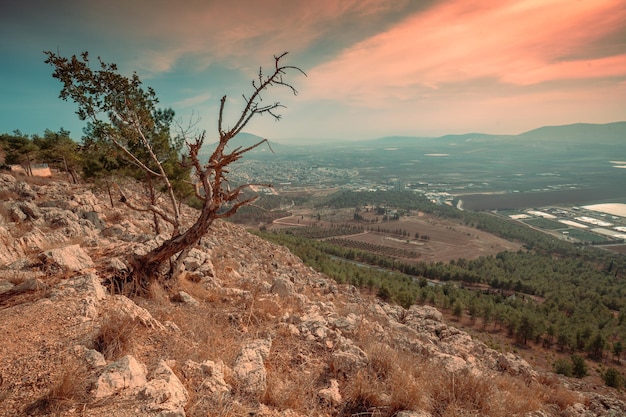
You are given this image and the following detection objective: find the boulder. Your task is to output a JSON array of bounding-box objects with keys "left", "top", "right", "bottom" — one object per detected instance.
[
  {"left": 331, "top": 339, "right": 369, "bottom": 376},
  {"left": 318, "top": 379, "right": 342, "bottom": 406},
  {"left": 140, "top": 360, "right": 189, "bottom": 417},
  {"left": 270, "top": 277, "right": 295, "bottom": 298},
  {"left": 109, "top": 295, "right": 165, "bottom": 330},
  {"left": 182, "top": 359, "right": 231, "bottom": 400},
  {"left": 233, "top": 338, "right": 271, "bottom": 398},
  {"left": 38, "top": 244, "right": 94, "bottom": 272},
  {"left": 94, "top": 355, "right": 147, "bottom": 398}
]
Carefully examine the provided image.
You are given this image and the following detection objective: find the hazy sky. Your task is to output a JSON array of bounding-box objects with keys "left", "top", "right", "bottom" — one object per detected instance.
[{"left": 1, "top": 0, "right": 625, "bottom": 143}]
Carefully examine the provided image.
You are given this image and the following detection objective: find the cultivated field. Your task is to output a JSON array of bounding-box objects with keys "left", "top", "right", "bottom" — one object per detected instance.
[{"left": 270, "top": 210, "right": 521, "bottom": 263}]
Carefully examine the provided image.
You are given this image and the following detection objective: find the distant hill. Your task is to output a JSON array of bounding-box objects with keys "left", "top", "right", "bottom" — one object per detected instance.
[{"left": 518, "top": 122, "right": 626, "bottom": 144}]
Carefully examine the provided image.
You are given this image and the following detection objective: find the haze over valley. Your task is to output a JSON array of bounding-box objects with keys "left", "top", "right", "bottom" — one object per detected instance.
[{"left": 221, "top": 121, "right": 626, "bottom": 207}]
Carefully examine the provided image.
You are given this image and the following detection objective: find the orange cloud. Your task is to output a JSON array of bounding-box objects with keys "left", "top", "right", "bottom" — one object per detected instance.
[{"left": 302, "top": 0, "right": 626, "bottom": 104}]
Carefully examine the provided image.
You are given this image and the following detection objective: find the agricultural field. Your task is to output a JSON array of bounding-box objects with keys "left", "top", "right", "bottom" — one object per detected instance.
[{"left": 268, "top": 210, "right": 521, "bottom": 263}]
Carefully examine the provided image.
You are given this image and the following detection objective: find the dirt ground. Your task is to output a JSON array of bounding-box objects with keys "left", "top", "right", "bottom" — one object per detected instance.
[{"left": 270, "top": 210, "right": 521, "bottom": 263}]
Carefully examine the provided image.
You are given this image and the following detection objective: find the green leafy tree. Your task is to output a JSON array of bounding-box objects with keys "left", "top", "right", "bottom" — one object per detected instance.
[{"left": 45, "top": 50, "right": 305, "bottom": 291}]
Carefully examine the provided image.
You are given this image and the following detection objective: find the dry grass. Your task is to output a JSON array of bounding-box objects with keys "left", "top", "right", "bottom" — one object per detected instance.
[
  {"left": 262, "top": 328, "right": 328, "bottom": 412},
  {"left": 105, "top": 210, "right": 124, "bottom": 224},
  {"left": 93, "top": 312, "right": 139, "bottom": 361},
  {"left": 23, "top": 363, "right": 89, "bottom": 416}
]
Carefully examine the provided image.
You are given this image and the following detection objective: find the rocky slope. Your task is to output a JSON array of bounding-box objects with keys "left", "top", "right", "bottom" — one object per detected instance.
[{"left": 0, "top": 172, "right": 625, "bottom": 417}]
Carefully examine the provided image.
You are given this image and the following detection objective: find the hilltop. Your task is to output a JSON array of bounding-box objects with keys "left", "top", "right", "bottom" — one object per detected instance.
[{"left": 1, "top": 172, "right": 625, "bottom": 416}]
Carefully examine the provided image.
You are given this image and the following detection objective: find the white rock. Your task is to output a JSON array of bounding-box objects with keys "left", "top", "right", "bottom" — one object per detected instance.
[
  {"left": 109, "top": 295, "right": 165, "bottom": 330},
  {"left": 182, "top": 359, "right": 231, "bottom": 400},
  {"left": 38, "top": 244, "right": 94, "bottom": 272},
  {"left": 233, "top": 338, "right": 271, "bottom": 398},
  {"left": 270, "top": 277, "right": 295, "bottom": 298},
  {"left": 94, "top": 355, "right": 147, "bottom": 398},
  {"left": 318, "top": 379, "right": 342, "bottom": 406},
  {"left": 140, "top": 360, "right": 188, "bottom": 417}
]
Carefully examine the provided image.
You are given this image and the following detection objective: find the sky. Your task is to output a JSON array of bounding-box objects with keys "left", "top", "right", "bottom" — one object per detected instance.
[{"left": 1, "top": 0, "right": 625, "bottom": 143}]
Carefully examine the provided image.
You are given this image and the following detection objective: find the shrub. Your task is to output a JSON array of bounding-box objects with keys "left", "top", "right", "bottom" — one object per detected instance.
[
  {"left": 554, "top": 358, "right": 573, "bottom": 377},
  {"left": 603, "top": 367, "right": 623, "bottom": 389}
]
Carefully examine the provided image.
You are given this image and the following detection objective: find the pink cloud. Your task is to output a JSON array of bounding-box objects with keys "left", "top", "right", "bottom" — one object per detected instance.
[{"left": 302, "top": 0, "right": 626, "bottom": 104}]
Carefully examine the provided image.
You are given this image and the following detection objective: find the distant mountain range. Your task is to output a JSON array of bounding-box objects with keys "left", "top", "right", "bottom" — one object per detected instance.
[
  {"left": 209, "top": 121, "right": 626, "bottom": 149},
  {"left": 198, "top": 121, "right": 625, "bottom": 162}
]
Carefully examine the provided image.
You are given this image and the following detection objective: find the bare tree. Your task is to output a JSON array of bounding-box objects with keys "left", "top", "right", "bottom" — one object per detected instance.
[{"left": 45, "top": 51, "right": 305, "bottom": 292}]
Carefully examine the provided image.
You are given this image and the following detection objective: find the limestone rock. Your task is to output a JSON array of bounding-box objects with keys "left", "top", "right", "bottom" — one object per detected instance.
[
  {"left": 182, "top": 359, "right": 231, "bottom": 400},
  {"left": 0, "top": 279, "right": 15, "bottom": 294},
  {"left": 94, "top": 355, "right": 147, "bottom": 398},
  {"left": 318, "top": 379, "right": 342, "bottom": 406},
  {"left": 173, "top": 291, "right": 199, "bottom": 306},
  {"left": 38, "top": 244, "right": 94, "bottom": 272},
  {"left": 140, "top": 360, "right": 188, "bottom": 417},
  {"left": 233, "top": 338, "right": 271, "bottom": 398},
  {"left": 270, "top": 276, "right": 295, "bottom": 298},
  {"left": 74, "top": 345, "right": 107, "bottom": 368},
  {"left": 109, "top": 295, "right": 165, "bottom": 330},
  {"left": 331, "top": 339, "right": 369, "bottom": 376}
]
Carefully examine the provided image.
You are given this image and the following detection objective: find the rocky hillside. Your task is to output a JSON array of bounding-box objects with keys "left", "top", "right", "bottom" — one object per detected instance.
[{"left": 0, "top": 172, "right": 625, "bottom": 417}]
